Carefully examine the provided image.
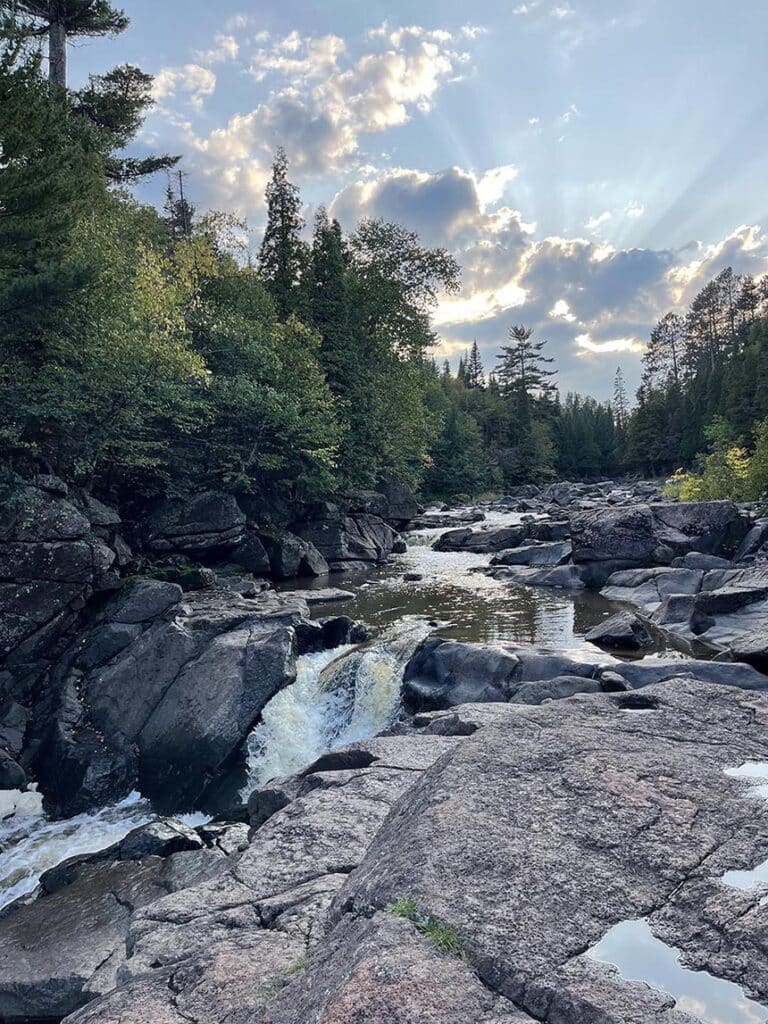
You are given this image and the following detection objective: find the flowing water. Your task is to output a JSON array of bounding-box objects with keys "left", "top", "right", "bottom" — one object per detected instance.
[{"left": 0, "top": 506, "right": 680, "bottom": 912}]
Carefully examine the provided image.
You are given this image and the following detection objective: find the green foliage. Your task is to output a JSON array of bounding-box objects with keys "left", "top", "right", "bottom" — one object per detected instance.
[{"left": 387, "top": 897, "right": 465, "bottom": 958}]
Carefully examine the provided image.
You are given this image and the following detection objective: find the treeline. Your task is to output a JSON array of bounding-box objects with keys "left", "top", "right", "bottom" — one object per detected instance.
[{"left": 2, "top": 3, "right": 767, "bottom": 510}]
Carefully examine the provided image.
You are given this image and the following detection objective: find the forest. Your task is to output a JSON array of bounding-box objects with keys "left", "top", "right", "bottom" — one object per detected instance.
[{"left": 1, "top": 2, "right": 767, "bottom": 511}]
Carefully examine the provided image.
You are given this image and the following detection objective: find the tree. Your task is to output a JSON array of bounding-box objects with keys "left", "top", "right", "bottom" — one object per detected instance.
[
  {"left": 496, "top": 325, "right": 558, "bottom": 409},
  {"left": 164, "top": 172, "right": 195, "bottom": 240},
  {"left": 643, "top": 312, "right": 684, "bottom": 389},
  {"left": 465, "top": 340, "right": 485, "bottom": 389},
  {"left": 613, "top": 366, "right": 629, "bottom": 433},
  {"left": 258, "top": 149, "right": 308, "bottom": 319},
  {"left": 5, "top": 0, "right": 128, "bottom": 87},
  {"left": 0, "top": 22, "right": 104, "bottom": 333}
]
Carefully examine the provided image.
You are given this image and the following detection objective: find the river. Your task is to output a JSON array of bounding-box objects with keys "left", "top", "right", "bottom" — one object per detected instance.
[{"left": 0, "top": 506, "right": 677, "bottom": 911}]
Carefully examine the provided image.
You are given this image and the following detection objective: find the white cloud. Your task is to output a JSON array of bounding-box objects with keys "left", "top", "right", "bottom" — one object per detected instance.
[
  {"left": 586, "top": 211, "right": 612, "bottom": 232},
  {"left": 194, "top": 34, "right": 239, "bottom": 65},
  {"left": 625, "top": 200, "right": 645, "bottom": 219},
  {"left": 551, "top": 4, "right": 576, "bottom": 17},
  {"left": 576, "top": 333, "right": 645, "bottom": 354},
  {"left": 476, "top": 165, "right": 518, "bottom": 209},
  {"left": 153, "top": 65, "right": 217, "bottom": 110},
  {"left": 550, "top": 299, "right": 577, "bottom": 322}
]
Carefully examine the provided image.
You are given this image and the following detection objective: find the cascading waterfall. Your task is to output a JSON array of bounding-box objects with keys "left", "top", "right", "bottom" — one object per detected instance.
[{"left": 243, "top": 618, "right": 432, "bottom": 792}]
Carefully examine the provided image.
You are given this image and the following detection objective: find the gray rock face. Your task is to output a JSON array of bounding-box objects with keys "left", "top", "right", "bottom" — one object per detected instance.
[
  {"left": 146, "top": 491, "right": 246, "bottom": 555},
  {"left": 434, "top": 524, "right": 528, "bottom": 553},
  {"left": 30, "top": 586, "right": 313, "bottom": 816},
  {"left": 486, "top": 563, "right": 586, "bottom": 590},
  {"left": 51, "top": 734, "right": 458, "bottom": 1023},
  {"left": 403, "top": 638, "right": 605, "bottom": 711},
  {"left": 585, "top": 610, "right": 654, "bottom": 651},
  {"left": 491, "top": 541, "right": 572, "bottom": 568},
  {"left": 261, "top": 531, "right": 329, "bottom": 579},
  {"left": 333, "top": 681, "right": 768, "bottom": 1021},
  {"left": 0, "top": 485, "right": 118, "bottom": 666},
  {"left": 293, "top": 510, "right": 397, "bottom": 570},
  {"left": 571, "top": 501, "right": 750, "bottom": 571}
]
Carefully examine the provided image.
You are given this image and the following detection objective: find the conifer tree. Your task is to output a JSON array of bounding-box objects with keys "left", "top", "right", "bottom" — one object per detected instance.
[
  {"left": 258, "top": 149, "right": 308, "bottom": 320},
  {"left": 613, "top": 366, "right": 629, "bottom": 432},
  {"left": 465, "top": 339, "right": 485, "bottom": 389},
  {"left": 496, "top": 325, "right": 558, "bottom": 408},
  {"left": 5, "top": 1, "right": 128, "bottom": 87}
]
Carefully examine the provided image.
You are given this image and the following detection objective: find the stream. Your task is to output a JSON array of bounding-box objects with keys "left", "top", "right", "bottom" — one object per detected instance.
[{"left": 0, "top": 506, "right": 679, "bottom": 912}]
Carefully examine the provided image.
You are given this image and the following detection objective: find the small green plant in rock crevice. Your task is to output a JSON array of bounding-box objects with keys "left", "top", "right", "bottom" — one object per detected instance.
[{"left": 387, "top": 897, "right": 465, "bottom": 959}]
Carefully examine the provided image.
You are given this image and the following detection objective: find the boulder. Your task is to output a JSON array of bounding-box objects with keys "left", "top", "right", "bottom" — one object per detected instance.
[
  {"left": 261, "top": 532, "right": 329, "bottom": 579},
  {"left": 601, "top": 567, "right": 703, "bottom": 612},
  {"left": 293, "top": 510, "right": 397, "bottom": 569},
  {"left": 376, "top": 476, "right": 420, "bottom": 527},
  {"left": 490, "top": 541, "right": 572, "bottom": 568},
  {"left": 570, "top": 504, "right": 660, "bottom": 566},
  {"left": 433, "top": 524, "right": 529, "bottom": 554},
  {"left": 145, "top": 491, "right": 246, "bottom": 555},
  {"left": 649, "top": 500, "right": 750, "bottom": 559},
  {"left": 487, "top": 564, "right": 587, "bottom": 590},
  {"left": 729, "top": 629, "right": 768, "bottom": 674},
  {"left": 226, "top": 532, "right": 271, "bottom": 574},
  {"left": 403, "top": 637, "right": 521, "bottom": 710},
  {"left": 29, "top": 588, "right": 311, "bottom": 817},
  {"left": 585, "top": 611, "right": 654, "bottom": 651}
]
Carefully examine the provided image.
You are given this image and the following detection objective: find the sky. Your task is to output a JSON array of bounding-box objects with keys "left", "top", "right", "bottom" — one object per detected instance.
[{"left": 68, "top": 0, "right": 768, "bottom": 399}]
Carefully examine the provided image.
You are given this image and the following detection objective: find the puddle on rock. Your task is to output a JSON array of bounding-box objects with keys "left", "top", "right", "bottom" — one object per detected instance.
[
  {"left": 721, "top": 763, "right": 768, "bottom": 894},
  {"left": 588, "top": 918, "right": 768, "bottom": 1024}
]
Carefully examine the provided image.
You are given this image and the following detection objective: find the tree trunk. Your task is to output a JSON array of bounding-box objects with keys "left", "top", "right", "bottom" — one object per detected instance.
[{"left": 48, "top": 18, "right": 67, "bottom": 87}]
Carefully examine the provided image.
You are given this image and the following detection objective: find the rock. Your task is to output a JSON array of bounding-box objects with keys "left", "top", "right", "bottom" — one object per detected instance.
[
  {"left": 0, "top": 749, "right": 25, "bottom": 789},
  {"left": 226, "top": 532, "right": 271, "bottom": 574},
  {"left": 434, "top": 524, "right": 529, "bottom": 553},
  {"left": 409, "top": 512, "right": 485, "bottom": 530},
  {"left": 650, "top": 500, "right": 750, "bottom": 559},
  {"left": 376, "top": 476, "right": 420, "bottom": 527},
  {"left": 391, "top": 538, "right": 408, "bottom": 554},
  {"left": 510, "top": 675, "right": 607, "bottom": 703},
  {"left": 261, "top": 531, "right": 329, "bottom": 579},
  {"left": 570, "top": 504, "right": 660, "bottom": 566},
  {"left": 527, "top": 520, "right": 570, "bottom": 542},
  {"left": 505, "top": 485, "right": 542, "bottom": 499},
  {"left": 491, "top": 541, "right": 572, "bottom": 568},
  {"left": 543, "top": 481, "right": 579, "bottom": 506},
  {"left": 671, "top": 551, "right": 732, "bottom": 571},
  {"left": 403, "top": 637, "right": 521, "bottom": 711},
  {"left": 263, "top": 912, "right": 528, "bottom": 1024},
  {"left": 585, "top": 611, "right": 654, "bottom": 651},
  {"left": 729, "top": 629, "right": 768, "bottom": 673},
  {"left": 601, "top": 567, "right": 703, "bottom": 612},
  {"left": 488, "top": 564, "right": 586, "bottom": 590},
  {"left": 288, "top": 587, "right": 355, "bottom": 604},
  {"left": 104, "top": 579, "right": 183, "bottom": 624},
  {"left": 404, "top": 572, "right": 423, "bottom": 581},
  {"left": 146, "top": 491, "right": 246, "bottom": 555},
  {"left": 0, "top": 485, "right": 117, "bottom": 665},
  {"left": 734, "top": 519, "right": 768, "bottom": 562},
  {"left": 331, "top": 680, "right": 768, "bottom": 1021},
  {"left": 294, "top": 510, "right": 397, "bottom": 569},
  {"left": 601, "top": 658, "right": 768, "bottom": 691},
  {"left": 30, "top": 589, "right": 309, "bottom": 817}
]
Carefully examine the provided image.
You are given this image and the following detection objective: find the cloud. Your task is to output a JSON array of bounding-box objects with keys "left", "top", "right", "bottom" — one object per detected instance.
[
  {"left": 159, "top": 24, "right": 478, "bottom": 212},
  {"left": 152, "top": 65, "right": 217, "bottom": 110},
  {"left": 586, "top": 211, "right": 612, "bottom": 232},
  {"left": 194, "top": 34, "right": 239, "bottom": 65}
]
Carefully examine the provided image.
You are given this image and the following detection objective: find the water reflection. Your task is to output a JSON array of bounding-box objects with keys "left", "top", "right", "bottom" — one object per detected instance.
[
  {"left": 285, "top": 510, "right": 669, "bottom": 655},
  {"left": 589, "top": 918, "right": 768, "bottom": 1024},
  {"left": 722, "top": 763, "right": 768, "bottom": 892}
]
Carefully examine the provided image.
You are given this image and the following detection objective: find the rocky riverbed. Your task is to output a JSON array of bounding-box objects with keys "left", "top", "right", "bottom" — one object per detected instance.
[{"left": 2, "top": 477, "right": 768, "bottom": 1023}]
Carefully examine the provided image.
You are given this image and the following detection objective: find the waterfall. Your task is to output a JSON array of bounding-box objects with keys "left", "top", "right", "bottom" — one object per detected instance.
[{"left": 243, "top": 618, "right": 431, "bottom": 793}]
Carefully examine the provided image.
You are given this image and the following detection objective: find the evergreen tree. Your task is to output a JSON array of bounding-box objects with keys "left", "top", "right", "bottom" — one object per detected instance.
[
  {"left": 164, "top": 173, "right": 195, "bottom": 240},
  {"left": 613, "top": 366, "right": 629, "bottom": 432},
  {"left": 258, "top": 148, "right": 308, "bottom": 320},
  {"left": 465, "top": 340, "right": 485, "bottom": 389},
  {"left": 496, "top": 325, "right": 558, "bottom": 406},
  {"left": 5, "top": 0, "right": 128, "bottom": 87},
  {"left": 643, "top": 312, "right": 684, "bottom": 389}
]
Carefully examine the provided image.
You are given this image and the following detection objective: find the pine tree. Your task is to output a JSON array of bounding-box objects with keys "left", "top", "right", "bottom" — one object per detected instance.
[
  {"left": 258, "top": 149, "right": 308, "bottom": 320},
  {"left": 643, "top": 312, "right": 685, "bottom": 389},
  {"left": 496, "top": 325, "right": 558, "bottom": 408},
  {"left": 164, "top": 172, "right": 195, "bottom": 240},
  {"left": 613, "top": 366, "right": 629, "bottom": 433},
  {"left": 5, "top": 1, "right": 128, "bottom": 87},
  {"left": 465, "top": 340, "right": 485, "bottom": 389}
]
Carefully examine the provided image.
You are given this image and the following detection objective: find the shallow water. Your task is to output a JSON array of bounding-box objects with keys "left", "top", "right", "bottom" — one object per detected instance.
[
  {"left": 286, "top": 508, "right": 677, "bottom": 656},
  {"left": 589, "top": 918, "right": 768, "bottom": 1023},
  {"left": 722, "top": 763, "right": 768, "bottom": 892}
]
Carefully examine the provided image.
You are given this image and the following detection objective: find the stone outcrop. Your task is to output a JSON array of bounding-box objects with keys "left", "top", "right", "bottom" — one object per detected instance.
[
  {"left": 293, "top": 507, "right": 398, "bottom": 572},
  {"left": 26, "top": 584, "right": 316, "bottom": 817},
  {"left": 584, "top": 610, "right": 654, "bottom": 651},
  {"left": 6, "top": 680, "right": 768, "bottom": 1023},
  {"left": 145, "top": 491, "right": 247, "bottom": 555}
]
